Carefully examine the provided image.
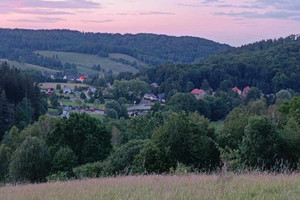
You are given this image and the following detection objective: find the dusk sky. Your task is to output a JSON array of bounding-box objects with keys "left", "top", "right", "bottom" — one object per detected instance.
[{"left": 1, "top": 0, "right": 300, "bottom": 46}]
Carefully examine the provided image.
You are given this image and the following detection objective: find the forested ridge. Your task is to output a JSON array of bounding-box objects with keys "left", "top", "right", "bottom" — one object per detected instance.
[
  {"left": 139, "top": 34, "right": 300, "bottom": 95},
  {"left": 0, "top": 28, "right": 230, "bottom": 67}
]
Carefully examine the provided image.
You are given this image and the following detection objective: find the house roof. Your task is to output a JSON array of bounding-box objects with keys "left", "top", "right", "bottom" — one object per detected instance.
[
  {"left": 191, "top": 89, "right": 205, "bottom": 95},
  {"left": 243, "top": 86, "right": 251, "bottom": 92},
  {"left": 232, "top": 87, "right": 241, "bottom": 92},
  {"left": 144, "top": 93, "right": 157, "bottom": 98}
]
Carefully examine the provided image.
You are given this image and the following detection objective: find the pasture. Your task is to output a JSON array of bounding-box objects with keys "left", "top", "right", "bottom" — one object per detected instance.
[
  {"left": 36, "top": 51, "right": 140, "bottom": 74},
  {"left": 0, "top": 174, "right": 299, "bottom": 200},
  {"left": 0, "top": 59, "right": 60, "bottom": 73}
]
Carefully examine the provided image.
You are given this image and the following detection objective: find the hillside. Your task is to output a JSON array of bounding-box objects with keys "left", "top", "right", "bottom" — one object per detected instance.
[
  {"left": 0, "top": 59, "right": 59, "bottom": 74},
  {"left": 0, "top": 28, "right": 231, "bottom": 72},
  {"left": 139, "top": 35, "right": 300, "bottom": 94},
  {"left": 36, "top": 51, "right": 139, "bottom": 74},
  {"left": 0, "top": 174, "right": 298, "bottom": 200}
]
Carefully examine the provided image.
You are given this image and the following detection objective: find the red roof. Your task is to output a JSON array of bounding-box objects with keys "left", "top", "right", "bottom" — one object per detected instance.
[
  {"left": 243, "top": 86, "right": 251, "bottom": 92},
  {"left": 232, "top": 87, "right": 241, "bottom": 92},
  {"left": 191, "top": 89, "right": 205, "bottom": 95}
]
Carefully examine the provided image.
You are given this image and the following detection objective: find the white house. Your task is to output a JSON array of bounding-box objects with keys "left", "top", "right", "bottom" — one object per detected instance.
[{"left": 63, "top": 87, "right": 72, "bottom": 94}]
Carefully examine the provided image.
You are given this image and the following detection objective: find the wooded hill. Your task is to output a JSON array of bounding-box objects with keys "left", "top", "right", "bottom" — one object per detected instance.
[
  {"left": 0, "top": 28, "right": 230, "bottom": 69},
  {"left": 139, "top": 35, "right": 300, "bottom": 94}
]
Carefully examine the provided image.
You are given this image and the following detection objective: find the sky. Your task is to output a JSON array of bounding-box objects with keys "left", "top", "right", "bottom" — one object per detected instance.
[{"left": 0, "top": 0, "right": 300, "bottom": 46}]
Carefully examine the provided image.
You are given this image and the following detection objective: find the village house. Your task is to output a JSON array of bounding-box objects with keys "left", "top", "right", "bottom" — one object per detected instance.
[
  {"left": 243, "top": 86, "right": 251, "bottom": 97},
  {"left": 127, "top": 104, "right": 152, "bottom": 117},
  {"left": 232, "top": 87, "right": 242, "bottom": 95},
  {"left": 63, "top": 75, "right": 76, "bottom": 81},
  {"left": 88, "top": 86, "right": 97, "bottom": 93},
  {"left": 46, "top": 88, "right": 54, "bottom": 95},
  {"left": 63, "top": 87, "right": 72, "bottom": 94},
  {"left": 151, "top": 82, "right": 159, "bottom": 88},
  {"left": 143, "top": 93, "right": 158, "bottom": 101},
  {"left": 157, "top": 93, "right": 166, "bottom": 103},
  {"left": 191, "top": 89, "right": 206, "bottom": 99}
]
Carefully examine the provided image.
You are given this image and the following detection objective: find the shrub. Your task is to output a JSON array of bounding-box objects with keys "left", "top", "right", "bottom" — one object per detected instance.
[
  {"left": 73, "top": 161, "right": 111, "bottom": 178},
  {"left": 52, "top": 147, "right": 78, "bottom": 174},
  {"left": 9, "top": 137, "right": 51, "bottom": 182}
]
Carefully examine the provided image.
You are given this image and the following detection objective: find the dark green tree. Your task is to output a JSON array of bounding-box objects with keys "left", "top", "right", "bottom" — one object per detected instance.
[
  {"left": 239, "top": 116, "right": 281, "bottom": 170},
  {"left": 47, "top": 113, "right": 112, "bottom": 165},
  {"left": 9, "top": 137, "right": 51, "bottom": 182},
  {"left": 15, "top": 98, "right": 33, "bottom": 129}
]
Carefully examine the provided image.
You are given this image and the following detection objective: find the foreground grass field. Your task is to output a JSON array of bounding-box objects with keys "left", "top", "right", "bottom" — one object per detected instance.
[{"left": 0, "top": 174, "right": 299, "bottom": 200}]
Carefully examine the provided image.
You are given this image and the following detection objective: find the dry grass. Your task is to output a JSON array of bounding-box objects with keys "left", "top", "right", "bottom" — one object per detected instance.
[
  {"left": 0, "top": 174, "right": 299, "bottom": 200},
  {"left": 40, "top": 82, "right": 89, "bottom": 90}
]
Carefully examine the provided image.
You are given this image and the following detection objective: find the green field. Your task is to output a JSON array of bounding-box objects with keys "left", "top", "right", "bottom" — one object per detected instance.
[
  {"left": 0, "top": 174, "right": 299, "bottom": 200},
  {"left": 36, "top": 51, "right": 140, "bottom": 74},
  {"left": 0, "top": 59, "right": 60, "bottom": 73}
]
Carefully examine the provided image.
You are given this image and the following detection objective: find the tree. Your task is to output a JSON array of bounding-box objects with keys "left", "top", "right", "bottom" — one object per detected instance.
[
  {"left": 0, "top": 91, "right": 14, "bottom": 140},
  {"left": 167, "top": 93, "right": 198, "bottom": 113},
  {"left": 80, "top": 92, "right": 87, "bottom": 100},
  {"left": 239, "top": 116, "right": 281, "bottom": 170},
  {"left": 56, "top": 84, "right": 61, "bottom": 90},
  {"left": 280, "top": 118, "right": 300, "bottom": 168},
  {"left": 47, "top": 113, "right": 112, "bottom": 165},
  {"left": 52, "top": 147, "right": 78, "bottom": 174},
  {"left": 106, "top": 140, "right": 148, "bottom": 175},
  {"left": 49, "top": 94, "right": 59, "bottom": 108},
  {"left": 0, "top": 144, "right": 12, "bottom": 181},
  {"left": 279, "top": 97, "right": 300, "bottom": 125},
  {"left": 105, "top": 100, "right": 121, "bottom": 115},
  {"left": 9, "top": 137, "right": 51, "bottom": 182},
  {"left": 246, "top": 87, "right": 261, "bottom": 103},
  {"left": 137, "top": 112, "right": 220, "bottom": 173},
  {"left": 218, "top": 106, "right": 249, "bottom": 150},
  {"left": 201, "top": 79, "right": 211, "bottom": 91},
  {"left": 105, "top": 108, "right": 119, "bottom": 119},
  {"left": 208, "top": 97, "right": 229, "bottom": 121},
  {"left": 276, "top": 90, "right": 292, "bottom": 105},
  {"left": 15, "top": 98, "right": 33, "bottom": 129}
]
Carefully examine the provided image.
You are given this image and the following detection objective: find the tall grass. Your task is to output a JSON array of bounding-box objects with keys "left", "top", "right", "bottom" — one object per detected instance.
[{"left": 0, "top": 174, "right": 299, "bottom": 200}]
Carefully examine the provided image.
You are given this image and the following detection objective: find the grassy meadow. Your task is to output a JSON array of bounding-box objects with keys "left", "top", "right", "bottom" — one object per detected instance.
[
  {"left": 0, "top": 174, "right": 299, "bottom": 200},
  {"left": 36, "top": 51, "right": 140, "bottom": 74},
  {"left": 40, "top": 82, "right": 89, "bottom": 90},
  {"left": 0, "top": 59, "right": 60, "bottom": 73}
]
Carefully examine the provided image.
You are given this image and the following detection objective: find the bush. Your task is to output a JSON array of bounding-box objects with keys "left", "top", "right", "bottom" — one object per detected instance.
[
  {"left": 239, "top": 116, "right": 281, "bottom": 170},
  {"left": 73, "top": 161, "right": 111, "bottom": 178},
  {"left": 136, "top": 113, "right": 220, "bottom": 173},
  {"left": 46, "top": 171, "right": 69, "bottom": 182},
  {"left": 9, "top": 137, "right": 51, "bottom": 182},
  {"left": 52, "top": 147, "right": 78, "bottom": 174}
]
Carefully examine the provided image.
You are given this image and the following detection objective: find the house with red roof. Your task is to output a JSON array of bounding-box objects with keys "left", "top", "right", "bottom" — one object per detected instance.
[
  {"left": 232, "top": 87, "right": 241, "bottom": 95},
  {"left": 242, "top": 86, "right": 251, "bottom": 97},
  {"left": 191, "top": 89, "right": 206, "bottom": 99}
]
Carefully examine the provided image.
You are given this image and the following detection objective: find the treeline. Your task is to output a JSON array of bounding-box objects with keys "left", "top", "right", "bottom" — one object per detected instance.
[
  {"left": 0, "top": 93, "right": 299, "bottom": 183},
  {"left": 0, "top": 28, "right": 230, "bottom": 67},
  {"left": 138, "top": 35, "right": 300, "bottom": 95},
  {"left": 0, "top": 63, "right": 47, "bottom": 140}
]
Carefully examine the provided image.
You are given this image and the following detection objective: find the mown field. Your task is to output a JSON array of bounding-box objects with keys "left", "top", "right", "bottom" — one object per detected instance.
[
  {"left": 40, "top": 82, "right": 89, "bottom": 90},
  {"left": 0, "top": 59, "right": 60, "bottom": 73},
  {"left": 36, "top": 51, "right": 140, "bottom": 74},
  {"left": 0, "top": 174, "right": 299, "bottom": 200}
]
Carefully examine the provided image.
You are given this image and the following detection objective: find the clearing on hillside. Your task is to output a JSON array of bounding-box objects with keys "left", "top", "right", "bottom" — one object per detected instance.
[
  {"left": 0, "top": 59, "right": 60, "bottom": 73},
  {"left": 40, "top": 82, "right": 89, "bottom": 90},
  {"left": 36, "top": 51, "right": 141, "bottom": 74},
  {"left": 0, "top": 174, "right": 299, "bottom": 200}
]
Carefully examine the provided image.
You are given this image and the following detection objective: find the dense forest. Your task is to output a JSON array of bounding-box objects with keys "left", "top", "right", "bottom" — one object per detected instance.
[
  {"left": 0, "top": 28, "right": 230, "bottom": 67},
  {"left": 138, "top": 35, "right": 300, "bottom": 95},
  {"left": 0, "top": 63, "right": 47, "bottom": 140}
]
